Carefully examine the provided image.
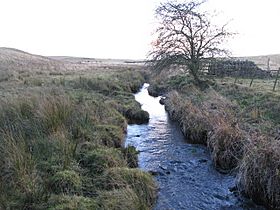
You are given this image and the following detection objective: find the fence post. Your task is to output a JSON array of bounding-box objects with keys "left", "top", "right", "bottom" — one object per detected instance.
[
  {"left": 249, "top": 74, "right": 254, "bottom": 87},
  {"left": 234, "top": 63, "right": 240, "bottom": 84},
  {"left": 249, "top": 66, "right": 256, "bottom": 87},
  {"left": 273, "top": 68, "right": 280, "bottom": 91}
]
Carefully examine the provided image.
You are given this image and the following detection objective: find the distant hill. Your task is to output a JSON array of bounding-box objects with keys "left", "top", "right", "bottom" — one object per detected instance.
[
  {"left": 0, "top": 48, "right": 145, "bottom": 81},
  {"left": 0, "top": 47, "right": 69, "bottom": 73},
  {"left": 238, "top": 54, "right": 280, "bottom": 71},
  {"left": 1, "top": 47, "right": 278, "bottom": 75}
]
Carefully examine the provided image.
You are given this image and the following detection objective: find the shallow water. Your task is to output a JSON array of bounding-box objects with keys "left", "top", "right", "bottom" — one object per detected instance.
[{"left": 125, "top": 83, "right": 264, "bottom": 210}]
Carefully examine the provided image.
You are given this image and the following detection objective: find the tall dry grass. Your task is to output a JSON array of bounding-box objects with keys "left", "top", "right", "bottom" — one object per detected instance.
[
  {"left": 208, "top": 119, "right": 245, "bottom": 171},
  {"left": 164, "top": 91, "right": 211, "bottom": 145},
  {"left": 237, "top": 135, "right": 280, "bottom": 209},
  {"left": 149, "top": 70, "right": 280, "bottom": 208}
]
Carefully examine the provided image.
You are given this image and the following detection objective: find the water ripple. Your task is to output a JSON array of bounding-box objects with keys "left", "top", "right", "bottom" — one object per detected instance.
[{"left": 125, "top": 84, "right": 264, "bottom": 210}]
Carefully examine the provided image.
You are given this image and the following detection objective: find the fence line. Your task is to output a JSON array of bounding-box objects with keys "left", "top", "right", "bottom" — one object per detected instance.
[
  {"left": 204, "top": 60, "right": 280, "bottom": 91},
  {"left": 273, "top": 69, "right": 280, "bottom": 91}
]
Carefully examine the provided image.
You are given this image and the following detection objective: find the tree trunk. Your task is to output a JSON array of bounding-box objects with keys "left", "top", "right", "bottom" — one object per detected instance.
[{"left": 189, "top": 63, "right": 208, "bottom": 90}]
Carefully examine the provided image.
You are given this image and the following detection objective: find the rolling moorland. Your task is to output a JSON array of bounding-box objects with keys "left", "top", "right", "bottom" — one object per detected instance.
[
  {"left": 1, "top": 47, "right": 280, "bottom": 209},
  {"left": 0, "top": 47, "right": 156, "bottom": 209}
]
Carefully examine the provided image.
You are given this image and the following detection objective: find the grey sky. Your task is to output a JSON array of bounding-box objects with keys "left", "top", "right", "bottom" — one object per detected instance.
[{"left": 0, "top": 0, "right": 279, "bottom": 59}]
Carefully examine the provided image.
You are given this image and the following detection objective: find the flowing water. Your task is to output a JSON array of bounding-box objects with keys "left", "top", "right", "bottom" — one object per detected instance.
[{"left": 125, "top": 83, "right": 264, "bottom": 210}]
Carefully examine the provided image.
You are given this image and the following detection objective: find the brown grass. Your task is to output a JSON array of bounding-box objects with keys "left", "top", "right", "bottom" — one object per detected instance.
[
  {"left": 149, "top": 69, "right": 280, "bottom": 208},
  {"left": 164, "top": 87, "right": 247, "bottom": 171},
  {"left": 208, "top": 119, "right": 245, "bottom": 171},
  {"left": 237, "top": 135, "right": 280, "bottom": 209},
  {"left": 165, "top": 91, "right": 211, "bottom": 145}
]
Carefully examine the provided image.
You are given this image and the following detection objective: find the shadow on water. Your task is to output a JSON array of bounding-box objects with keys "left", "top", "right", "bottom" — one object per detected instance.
[{"left": 125, "top": 83, "right": 265, "bottom": 210}]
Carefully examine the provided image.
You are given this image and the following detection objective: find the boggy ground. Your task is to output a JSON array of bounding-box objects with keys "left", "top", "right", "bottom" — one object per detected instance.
[
  {"left": 0, "top": 50, "right": 156, "bottom": 210},
  {"left": 148, "top": 72, "right": 280, "bottom": 209}
]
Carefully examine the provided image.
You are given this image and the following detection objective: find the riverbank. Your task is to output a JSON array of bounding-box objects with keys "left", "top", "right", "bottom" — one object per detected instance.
[
  {"left": 126, "top": 84, "right": 265, "bottom": 209},
  {"left": 148, "top": 73, "right": 280, "bottom": 209},
  {"left": 0, "top": 54, "right": 157, "bottom": 209}
]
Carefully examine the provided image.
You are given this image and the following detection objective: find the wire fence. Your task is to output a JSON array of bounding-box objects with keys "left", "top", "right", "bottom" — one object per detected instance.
[{"left": 205, "top": 59, "right": 280, "bottom": 92}]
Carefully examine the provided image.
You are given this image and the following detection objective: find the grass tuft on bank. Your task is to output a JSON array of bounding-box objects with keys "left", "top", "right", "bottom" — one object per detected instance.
[
  {"left": 148, "top": 71, "right": 280, "bottom": 208},
  {"left": 0, "top": 68, "right": 157, "bottom": 210}
]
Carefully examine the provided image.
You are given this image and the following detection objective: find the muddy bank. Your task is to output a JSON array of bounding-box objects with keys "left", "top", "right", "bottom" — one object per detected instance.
[{"left": 125, "top": 84, "right": 263, "bottom": 210}]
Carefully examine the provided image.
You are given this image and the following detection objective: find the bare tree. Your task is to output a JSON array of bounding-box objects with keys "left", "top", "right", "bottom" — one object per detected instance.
[{"left": 149, "top": 0, "right": 232, "bottom": 86}]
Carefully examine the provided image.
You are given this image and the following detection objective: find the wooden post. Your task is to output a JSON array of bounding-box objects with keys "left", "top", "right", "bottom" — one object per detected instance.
[
  {"left": 234, "top": 63, "right": 239, "bottom": 84},
  {"left": 249, "top": 75, "right": 254, "bottom": 87},
  {"left": 234, "top": 73, "right": 238, "bottom": 84},
  {"left": 249, "top": 66, "right": 256, "bottom": 87},
  {"left": 273, "top": 68, "right": 280, "bottom": 91}
]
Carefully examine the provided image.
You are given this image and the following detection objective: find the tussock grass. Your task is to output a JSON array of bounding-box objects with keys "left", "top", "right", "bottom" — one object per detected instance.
[
  {"left": 165, "top": 89, "right": 244, "bottom": 171},
  {"left": 0, "top": 68, "right": 156, "bottom": 209},
  {"left": 165, "top": 91, "right": 211, "bottom": 145},
  {"left": 92, "top": 125, "right": 125, "bottom": 148},
  {"left": 0, "top": 132, "right": 45, "bottom": 210},
  {"left": 101, "top": 167, "right": 157, "bottom": 208},
  {"left": 47, "top": 195, "right": 97, "bottom": 210},
  {"left": 78, "top": 147, "right": 127, "bottom": 175},
  {"left": 50, "top": 170, "right": 82, "bottom": 194},
  {"left": 121, "top": 146, "right": 139, "bottom": 168},
  {"left": 208, "top": 120, "right": 245, "bottom": 171},
  {"left": 237, "top": 136, "right": 280, "bottom": 209},
  {"left": 37, "top": 96, "right": 73, "bottom": 133},
  {"left": 96, "top": 188, "right": 143, "bottom": 210},
  {"left": 150, "top": 70, "right": 280, "bottom": 208}
]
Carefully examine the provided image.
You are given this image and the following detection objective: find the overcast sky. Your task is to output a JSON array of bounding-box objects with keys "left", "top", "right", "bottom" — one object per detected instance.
[{"left": 0, "top": 0, "right": 279, "bottom": 59}]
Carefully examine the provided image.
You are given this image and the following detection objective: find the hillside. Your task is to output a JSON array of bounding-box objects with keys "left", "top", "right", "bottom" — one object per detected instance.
[
  {"left": 0, "top": 47, "right": 68, "bottom": 73},
  {"left": 238, "top": 54, "right": 280, "bottom": 71},
  {"left": 0, "top": 48, "right": 144, "bottom": 77},
  {"left": 1, "top": 47, "right": 278, "bottom": 76}
]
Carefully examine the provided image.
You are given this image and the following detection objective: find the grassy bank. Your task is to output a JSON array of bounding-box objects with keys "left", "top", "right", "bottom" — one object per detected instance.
[
  {"left": 149, "top": 73, "right": 280, "bottom": 208},
  {"left": 0, "top": 63, "right": 157, "bottom": 209}
]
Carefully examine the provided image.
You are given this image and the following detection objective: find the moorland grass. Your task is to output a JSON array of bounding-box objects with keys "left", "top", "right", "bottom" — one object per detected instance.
[
  {"left": 0, "top": 68, "right": 157, "bottom": 209},
  {"left": 149, "top": 72, "right": 280, "bottom": 207}
]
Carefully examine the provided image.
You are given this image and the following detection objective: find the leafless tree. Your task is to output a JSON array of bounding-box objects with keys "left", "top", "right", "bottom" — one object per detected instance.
[{"left": 149, "top": 0, "right": 232, "bottom": 85}]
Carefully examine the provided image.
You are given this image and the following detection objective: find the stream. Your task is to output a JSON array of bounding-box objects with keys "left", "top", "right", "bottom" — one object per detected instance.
[{"left": 125, "top": 83, "right": 264, "bottom": 210}]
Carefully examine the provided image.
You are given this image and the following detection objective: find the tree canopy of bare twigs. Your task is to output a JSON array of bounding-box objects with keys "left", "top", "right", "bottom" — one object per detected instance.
[{"left": 149, "top": 0, "right": 232, "bottom": 85}]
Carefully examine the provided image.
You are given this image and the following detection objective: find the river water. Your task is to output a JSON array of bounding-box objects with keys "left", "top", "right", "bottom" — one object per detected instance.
[{"left": 125, "top": 84, "right": 264, "bottom": 210}]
